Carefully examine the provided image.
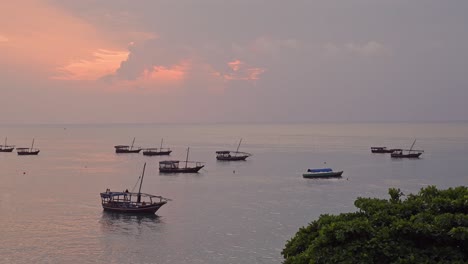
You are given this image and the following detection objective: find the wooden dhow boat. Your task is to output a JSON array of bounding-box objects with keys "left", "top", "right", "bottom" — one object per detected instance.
[
  {"left": 114, "top": 137, "right": 142, "bottom": 153},
  {"left": 100, "top": 163, "right": 170, "bottom": 214},
  {"left": 17, "top": 139, "right": 40, "bottom": 155},
  {"left": 0, "top": 137, "right": 15, "bottom": 152},
  {"left": 143, "top": 138, "right": 172, "bottom": 156},
  {"left": 371, "top": 147, "right": 401, "bottom": 154},
  {"left": 159, "top": 147, "right": 204, "bottom": 173},
  {"left": 391, "top": 139, "right": 423, "bottom": 158},
  {"left": 216, "top": 139, "right": 252, "bottom": 161}
]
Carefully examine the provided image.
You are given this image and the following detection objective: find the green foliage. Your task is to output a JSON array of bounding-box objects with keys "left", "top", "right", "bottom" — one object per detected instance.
[{"left": 282, "top": 186, "right": 468, "bottom": 264}]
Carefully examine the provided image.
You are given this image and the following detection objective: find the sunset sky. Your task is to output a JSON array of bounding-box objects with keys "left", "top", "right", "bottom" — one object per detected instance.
[{"left": 1, "top": 0, "right": 467, "bottom": 123}]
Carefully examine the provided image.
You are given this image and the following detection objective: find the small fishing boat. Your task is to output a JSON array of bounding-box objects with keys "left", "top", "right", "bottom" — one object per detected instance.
[
  {"left": 391, "top": 139, "right": 423, "bottom": 158},
  {"left": 302, "top": 168, "right": 343, "bottom": 179},
  {"left": 100, "top": 163, "right": 170, "bottom": 214},
  {"left": 371, "top": 147, "right": 401, "bottom": 153},
  {"left": 17, "top": 139, "right": 40, "bottom": 155},
  {"left": 0, "top": 137, "right": 15, "bottom": 152},
  {"left": 216, "top": 139, "right": 252, "bottom": 161},
  {"left": 159, "top": 147, "right": 204, "bottom": 173},
  {"left": 114, "top": 138, "right": 142, "bottom": 153},
  {"left": 143, "top": 138, "right": 172, "bottom": 156}
]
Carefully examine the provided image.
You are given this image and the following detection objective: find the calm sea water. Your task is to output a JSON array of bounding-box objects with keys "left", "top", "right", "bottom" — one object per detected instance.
[{"left": 1, "top": 123, "right": 467, "bottom": 264}]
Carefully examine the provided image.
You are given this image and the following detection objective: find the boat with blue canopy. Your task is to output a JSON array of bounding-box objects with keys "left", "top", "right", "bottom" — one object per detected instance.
[{"left": 302, "top": 168, "right": 343, "bottom": 179}]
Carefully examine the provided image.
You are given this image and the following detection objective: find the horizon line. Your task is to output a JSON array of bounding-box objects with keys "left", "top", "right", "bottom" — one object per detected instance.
[{"left": 1, "top": 119, "right": 467, "bottom": 126}]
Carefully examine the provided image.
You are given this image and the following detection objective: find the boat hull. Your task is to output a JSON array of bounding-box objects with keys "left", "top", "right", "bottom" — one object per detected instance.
[
  {"left": 391, "top": 153, "right": 422, "bottom": 158},
  {"left": 143, "top": 150, "right": 172, "bottom": 156},
  {"left": 0, "top": 148, "right": 14, "bottom": 152},
  {"left": 303, "top": 171, "right": 343, "bottom": 179},
  {"left": 115, "top": 149, "right": 142, "bottom": 153},
  {"left": 159, "top": 165, "right": 204, "bottom": 173},
  {"left": 17, "top": 150, "right": 40, "bottom": 155},
  {"left": 371, "top": 149, "right": 399, "bottom": 153},
  {"left": 102, "top": 202, "right": 166, "bottom": 214},
  {"left": 216, "top": 156, "right": 248, "bottom": 161}
]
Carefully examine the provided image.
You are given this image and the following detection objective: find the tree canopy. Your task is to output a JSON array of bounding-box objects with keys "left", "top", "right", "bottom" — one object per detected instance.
[{"left": 282, "top": 186, "right": 467, "bottom": 264}]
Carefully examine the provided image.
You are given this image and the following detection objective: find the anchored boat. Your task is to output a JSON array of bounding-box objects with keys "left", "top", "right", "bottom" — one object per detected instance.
[
  {"left": 216, "top": 139, "right": 252, "bottom": 161},
  {"left": 303, "top": 168, "right": 343, "bottom": 179},
  {"left": 0, "top": 137, "right": 15, "bottom": 152},
  {"left": 159, "top": 147, "right": 204, "bottom": 173},
  {"left": 100, "top": 163, "right": 170, "bottom": 214},
  {"left": 115, "top": 137, "right": 142, "bottom": 153},
  {"left": 143, "top": 138, "right": 172, "bottom": 156},
  {"left": 17, "top": 139, "right": 40, "bottom": 155},
  {"left": 391, "top": 139, "right": 423, "bottom": 158},
  {"left": 371, "top": 147, "right": 401, "bottom": 153}
]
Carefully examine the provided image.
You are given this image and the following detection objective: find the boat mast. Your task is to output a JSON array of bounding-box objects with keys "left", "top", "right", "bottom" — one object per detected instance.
[
  {"left": 185, "top": 147, "right": 190, "bottom": 168},
  {"left": 409, "top": 139, "right": 416, "bottom": 153},
  {"left": 235, "top": 138, "right": 242, "bottom": 157},
  {"left": 4, "top": 137, "right": 6, "bottom": 147},
  {"left": 160, "top": 138, "right": 164, "bottom": 150},
  {"left": 30, "top": 138, "right": 35, "bottom": 151},
  {"left": 131, "top": 137, "right": 136, "bottom": 150},
  {"left": 137, "top": 162, "right": 146, "bottom": 203}
]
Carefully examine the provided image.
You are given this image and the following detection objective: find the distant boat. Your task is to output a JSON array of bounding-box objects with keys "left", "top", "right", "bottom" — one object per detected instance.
[
  {"left": 302, "top": 168, "right": 343, "bottom": 179},
  {"left": 0, "top": 137, "right": 15, "bottom": 152},
  {"left": 391, "top": 139, "right": 423, "bottom": 158},
  {"left": 17, "top": 139, "right": 40, "bottom": 155},
  {"left": 115, "top": 137, "right": 142, "bottom": 153},
  {"left": 371, "top": 147, "right": 401, "bottom": 154},
  {"left": 143, "top": 138, "right": 172, "bottom": 156},
  {"left": 100, "top": 163, "right": 170, "bottom": 214},
  {"left": 216, "top": 139, "right": 252, "bottom": 161},
  {"left": 159, "top": 147, "right": 204, "bottom": 173}
]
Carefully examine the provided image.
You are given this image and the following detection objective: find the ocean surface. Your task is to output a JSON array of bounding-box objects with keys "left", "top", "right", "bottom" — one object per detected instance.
[{"left": 1, "top": 122, "right": 467, "bottom": 264}]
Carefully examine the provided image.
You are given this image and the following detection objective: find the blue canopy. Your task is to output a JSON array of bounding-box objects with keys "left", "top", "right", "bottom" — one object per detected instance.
[{"left": 307, "top": 168, "right": 333, "bottom": 173}]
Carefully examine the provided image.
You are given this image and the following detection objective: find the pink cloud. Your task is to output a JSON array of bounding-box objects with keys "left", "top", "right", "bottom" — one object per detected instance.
[
  {"left": 228, "top": 60, "right": 243, "bottom": 71},
  {"left": 104, "top": 61, "right": 190, "bottom": 92},
  {"left": 222, "top": 59, "right": 266, "bottom": 81},
  {"left": 141, "top": 63, "right": 188, "bottom": 83},
  {"left": 0, "top": 0, "right": 148, "bottom": 81},
  {"left": 52, "top": 49, "right": 129, "bottom": 80}
]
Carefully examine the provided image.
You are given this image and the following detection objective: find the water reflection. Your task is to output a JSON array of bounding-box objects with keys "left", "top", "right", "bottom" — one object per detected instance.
[{"left": 100, "top": 212, "right": 164, "bottom": 236}]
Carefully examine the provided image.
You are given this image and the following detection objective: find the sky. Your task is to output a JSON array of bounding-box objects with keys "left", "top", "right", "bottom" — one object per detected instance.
[{"left": 1, "top": 0, "right": 468, "bottom": 124}]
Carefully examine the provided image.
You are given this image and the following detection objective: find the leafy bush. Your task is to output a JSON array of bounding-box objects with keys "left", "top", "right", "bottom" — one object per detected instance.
[{"left": 282, "top": 186, "right": 468, "bottom": 264}]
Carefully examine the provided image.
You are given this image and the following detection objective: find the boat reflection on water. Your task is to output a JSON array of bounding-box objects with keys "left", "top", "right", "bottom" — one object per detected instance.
[
  {"left": 101, "top": 210, "right": 161, "bottom": 223},
  {"left": 100, "top": 211, "right": 165, "bottom": 235}
]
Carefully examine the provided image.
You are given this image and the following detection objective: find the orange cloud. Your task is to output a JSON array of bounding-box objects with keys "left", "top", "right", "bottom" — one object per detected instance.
[
  {"left": 52, "top": 49, "right": 129, "bottom": 80},
  {"left": 0, "top": 1, "right": 132, "bottom": 79},
  {"left": 142, "top": 64, "right": 188, "bottom": 83}
]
